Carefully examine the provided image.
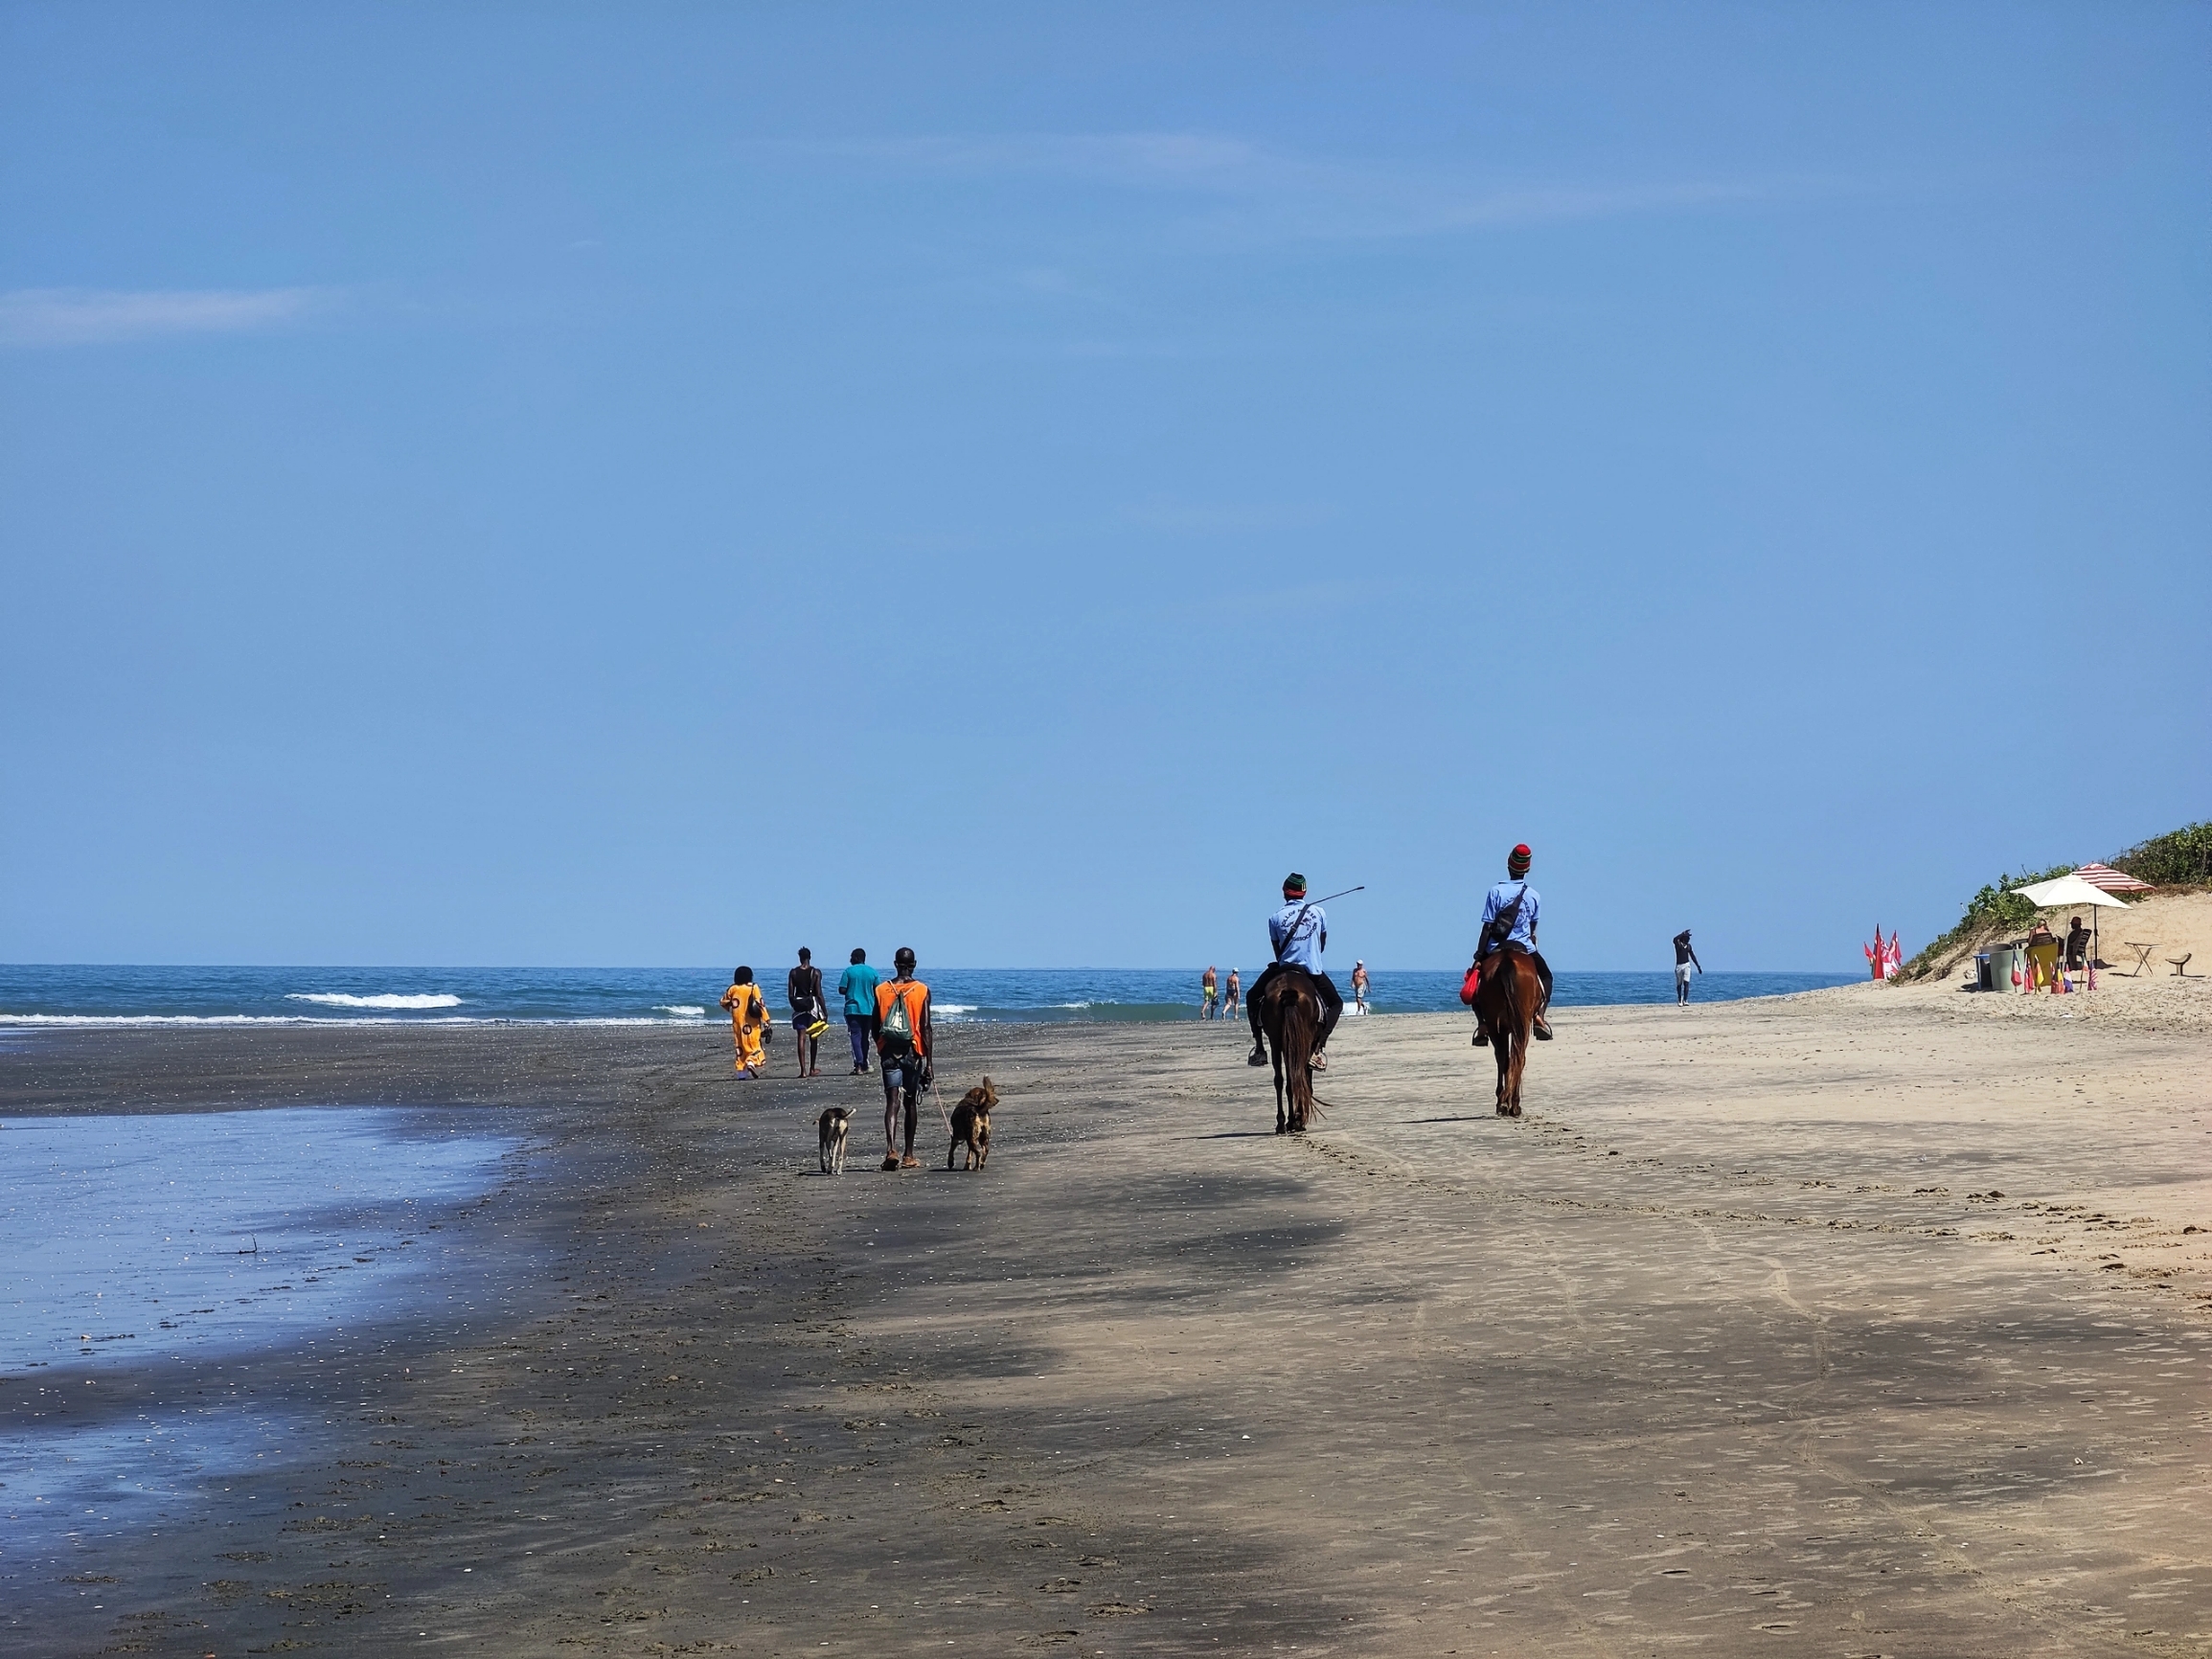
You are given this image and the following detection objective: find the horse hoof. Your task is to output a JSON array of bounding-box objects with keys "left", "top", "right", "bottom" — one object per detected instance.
[{"left": 1509, "top": 1105, "right": 1522, "bottom": 1118}]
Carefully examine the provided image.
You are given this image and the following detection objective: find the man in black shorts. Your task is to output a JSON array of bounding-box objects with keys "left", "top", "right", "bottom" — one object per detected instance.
[{"left": 787, "top": 947, "right": 827, "bottom": 1078}]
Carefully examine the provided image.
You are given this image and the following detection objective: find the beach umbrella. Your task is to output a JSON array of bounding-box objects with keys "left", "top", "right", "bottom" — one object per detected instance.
[
  {"left": 2010, "top": 874, "right": 2132, "bottom": 978},
  {"left": 2073, "top": 862, "right": 2154, "bottom": 895}
]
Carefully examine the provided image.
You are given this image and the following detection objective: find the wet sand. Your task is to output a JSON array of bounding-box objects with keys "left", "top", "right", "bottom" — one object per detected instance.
[{"left": 4, "top": 983, "right": 2210, "bottom": 1657}]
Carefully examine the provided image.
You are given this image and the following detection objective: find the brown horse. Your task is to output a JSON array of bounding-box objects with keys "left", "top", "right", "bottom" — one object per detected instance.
[
  {"left": 1472, "top": 945, "right": 1542, "bottom": 1117},
  {"left": 1254, "top": 968, "right": 1323, "bottom": 1134}
]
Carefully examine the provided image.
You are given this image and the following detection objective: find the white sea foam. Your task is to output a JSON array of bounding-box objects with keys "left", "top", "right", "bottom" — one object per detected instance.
[
  {"left": 0, "top": 1012, "right": 308, "bottom": 1027},
  {"left": 0, "top": 1011, "right": 738, "bottom": 1029},
  {"left": 287, "top": 991, "right": 462, "bottom": 1011},
  {"left": 933, "top": 1003, "right": 979, "bottom": 1015},
  {"left": 654, "top": 1005, "right": 707, "bottom": 1018}
]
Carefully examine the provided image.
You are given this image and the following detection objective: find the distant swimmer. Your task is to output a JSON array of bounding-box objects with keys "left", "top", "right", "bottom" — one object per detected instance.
[
  {"left": 1222, "top": 967, "right": 1242, "bottom": 1020},
  {"left": 1201, "top": 965, "right": 1220, "bottom": 1020},
  {"left": 719, "top": 966, "right": 767, "bottom": 1079},
  {"left": 838, "top": 947, "right": 880, "bottom": 1077},
  {"left": 1246, "top": 873, "right": 1344, "bottom": 1071},
  {"left": 1351, "top": 960, "right": 1369, "bottom": 1014},
  {"left": 787, "top": 947, "right": 827, "bottom": 1076},
  {"left": 1472, "top": 845, "right": 1553, "bottom": 1045},
  {"left": 1673, "top": 930, "right": 1702, "bottom": 1007}
]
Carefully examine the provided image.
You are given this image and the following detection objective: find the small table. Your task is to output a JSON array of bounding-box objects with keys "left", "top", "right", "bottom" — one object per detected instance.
[{"left": 2123, "top": 941, "right": 2157, "bottom": 977}]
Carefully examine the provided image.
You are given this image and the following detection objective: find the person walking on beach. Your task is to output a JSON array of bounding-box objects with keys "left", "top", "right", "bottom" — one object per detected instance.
[
  {"left": 1201, "top": 966, "right": 1220, "bottom": 1020},
  {"left": 718, "top": 966, "right": 768, "bottom": 1079},
  {"left": 1351, "top": 960, "right": 1369, "bottom": 1013},
  {"left": 875, "top": 947, "right": 932, "bottom": 1170},
  {"left": 1222, "top": 967, "right": 1241, "bottom": 1021},
  {"left": 1673, "top": 929, "right": 1702, "bottom": 1007},
  {"left": 1472, "top": 846, "right": 1552, "bottom": 1045},
  {"left": 838, "top": 947, "right": 880, "bottom": 1077},
  {"left": 787, "top": 947, "right": 827, "bottom": 1076},
  {"left": 1246, "top": 874, "right": 1343, "bottom": 1071}
]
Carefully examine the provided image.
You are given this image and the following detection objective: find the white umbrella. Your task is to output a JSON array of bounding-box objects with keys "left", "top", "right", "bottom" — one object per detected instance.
[
  {"left": 2010, "top": 874, "right": 2132, "bottom": 910},
  {"left": 2010, "top": 874, "right": 2132, "bottom": 978}
]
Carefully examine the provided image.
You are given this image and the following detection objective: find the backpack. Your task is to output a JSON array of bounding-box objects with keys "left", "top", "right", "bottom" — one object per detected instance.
[
  {"left": 1476, "top": 884, "right": 1528, "bottom": 960},
  {"left": 879, "top": 983, "right": 917, "bottom": 1053}
]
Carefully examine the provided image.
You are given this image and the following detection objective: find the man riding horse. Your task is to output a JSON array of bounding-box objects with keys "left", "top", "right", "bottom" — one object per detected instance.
[
  {"left": 1246, "top": 873, "right": 1344, "bottom": 1072},
  {"left": 1473, "top": 843, "right": 1553, "bottom": 1045}
]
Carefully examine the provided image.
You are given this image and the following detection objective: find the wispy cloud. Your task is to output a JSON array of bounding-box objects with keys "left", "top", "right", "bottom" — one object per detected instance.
[
  {"left": 0, "top": 287, "right": 327, "bottom": 348},
  {"left": 756, "top": 132, "right": 1779, "bottom": 240}
]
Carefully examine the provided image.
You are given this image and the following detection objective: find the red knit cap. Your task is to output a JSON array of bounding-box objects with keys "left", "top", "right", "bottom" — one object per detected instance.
[{"left": 1508, "top": 844, "right": 1532, "bottom": 874}]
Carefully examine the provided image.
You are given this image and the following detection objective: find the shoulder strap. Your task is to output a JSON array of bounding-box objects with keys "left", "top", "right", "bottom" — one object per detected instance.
[{"left": 1273, "top": 902, "right": 1314, "bottom": 963}]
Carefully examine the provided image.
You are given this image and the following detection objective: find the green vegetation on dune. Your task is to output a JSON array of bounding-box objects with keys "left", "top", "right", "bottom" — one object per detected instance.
[{"left": 2112, "top": 821, "right": 2212, "bottom": 888}]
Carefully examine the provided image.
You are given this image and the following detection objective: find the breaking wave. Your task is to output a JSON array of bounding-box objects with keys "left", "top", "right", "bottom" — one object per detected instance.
[
  {"left": 654, "top": 1005, "right": 707, "bottom": 1018},
  {"left": 286, "top": 992, "right": 462, "bottom": 1011}
]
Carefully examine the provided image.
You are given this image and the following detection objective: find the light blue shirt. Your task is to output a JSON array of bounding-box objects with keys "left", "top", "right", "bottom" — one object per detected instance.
[
  {"left": 1268, "top": 900, "right": 1327, "bottom": 970},
  {"left": 1480, "top": 881, "right": 1539, "bottom": 952}
]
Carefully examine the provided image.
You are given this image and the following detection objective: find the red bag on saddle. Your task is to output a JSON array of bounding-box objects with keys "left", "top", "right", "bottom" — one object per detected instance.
[{"left": 1458, "top": 961, "right": 1482, "bottom": 1005}]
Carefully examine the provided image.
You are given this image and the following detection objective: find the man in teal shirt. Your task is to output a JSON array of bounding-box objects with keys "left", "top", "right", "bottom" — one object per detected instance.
[{"left": 837, "top": 948, "right": 881, "bottom": 1076}]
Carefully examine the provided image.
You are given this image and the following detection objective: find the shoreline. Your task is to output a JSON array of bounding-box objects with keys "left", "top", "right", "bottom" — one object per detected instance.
[{"left": 5, "top": 996, "right": 2210, "bottom": 1655}]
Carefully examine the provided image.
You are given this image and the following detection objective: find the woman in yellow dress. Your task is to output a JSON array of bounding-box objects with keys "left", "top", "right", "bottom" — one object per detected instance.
[{"left": 719, "top": 966, "right": 767, "bottom": 1078}]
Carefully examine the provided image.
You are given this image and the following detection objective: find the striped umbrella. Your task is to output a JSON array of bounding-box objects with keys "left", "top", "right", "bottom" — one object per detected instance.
[{"left": 2074, "top": 862, "right": 2153, "bottom": 895}]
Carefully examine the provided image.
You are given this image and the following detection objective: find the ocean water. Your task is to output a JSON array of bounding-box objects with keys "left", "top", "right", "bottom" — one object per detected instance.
[
  {"left": 0, "top": 1108, "right": 523, "bottom": 1556},
  {"left": 0, "top": 964, "right": 1856, "bottom": 1027}
]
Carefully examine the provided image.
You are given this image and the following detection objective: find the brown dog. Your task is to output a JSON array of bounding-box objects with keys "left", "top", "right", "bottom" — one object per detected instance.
[{"left": 946, "top": 1077, "right": 996, "bottom": 1170}]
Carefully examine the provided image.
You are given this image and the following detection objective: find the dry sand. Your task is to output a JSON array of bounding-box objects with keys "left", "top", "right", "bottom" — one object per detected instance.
[{"left": 4, "top": 974, "right": 2210, "bottom": 1657}]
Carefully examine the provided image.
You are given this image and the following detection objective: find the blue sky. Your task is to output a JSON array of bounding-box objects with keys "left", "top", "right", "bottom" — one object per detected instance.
[{"left": 3, "top": 3, "right": 2206, "bottom": 971}]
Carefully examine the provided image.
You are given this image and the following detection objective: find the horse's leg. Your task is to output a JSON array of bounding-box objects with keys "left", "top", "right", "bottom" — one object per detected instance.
[
  {"left": 1271, "top": 1029, "right": 1288, "bottom": 1134},
  {"left": 1507, "top": 967, "right": 1533, "bottom": 1116},
  {"left": 1494, "top": 1025, "right": 1513, "bottom": 1114}
]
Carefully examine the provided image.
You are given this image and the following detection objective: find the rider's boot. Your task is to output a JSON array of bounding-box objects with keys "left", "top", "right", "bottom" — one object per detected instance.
[
  {"left": 1310, "top": 1048, "right": 1328, "bottom": 1071},
  {"left": 1247, "top": 1038, "right": 1267, "bottom": 1066},
  {"left": 1472, "top": 1026, "right": 1490, "bottom": 1047},
  {"left": 1533, "top": 1011, "right": 1553, "bottom": 1040}
]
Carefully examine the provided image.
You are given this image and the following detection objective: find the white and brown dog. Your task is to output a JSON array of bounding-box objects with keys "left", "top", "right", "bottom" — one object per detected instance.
[{"left": 817, "top": 1106, "right": 852, "bottom": 1174}]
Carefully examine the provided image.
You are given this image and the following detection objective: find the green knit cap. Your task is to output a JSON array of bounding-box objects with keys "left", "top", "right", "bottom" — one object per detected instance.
[{"left": 1283, "top": 873, "right": 1307, "bottom": 895}]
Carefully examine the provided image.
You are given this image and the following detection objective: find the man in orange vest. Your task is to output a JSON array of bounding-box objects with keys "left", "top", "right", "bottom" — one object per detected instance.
[{"left": 874, "top": 946, "right": 933, "bottom": 1170}]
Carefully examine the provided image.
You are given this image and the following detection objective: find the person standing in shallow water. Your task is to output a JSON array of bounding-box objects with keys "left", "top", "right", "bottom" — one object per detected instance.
[
  {"left": 1222, "top": 967, "right": 1241, "bottom": 1021},
  {"left": 1674, "top": 930, "right": 1702, "bottom": 1007},
  {"left": 837, "top": 947, "right": 880, "bottom": 1077},
  {"left": 718, "top": 966, "right": 767, "bottom": 1079},
  {"left": 787, "top": 947, "right": 827, "bottom": 1077},
  {"left": 1201, "top": 965, "right": 1219, "bottom": 1020},
  {"left": 1351, "top": 960, "right": 1369, "bottom": 1013}
]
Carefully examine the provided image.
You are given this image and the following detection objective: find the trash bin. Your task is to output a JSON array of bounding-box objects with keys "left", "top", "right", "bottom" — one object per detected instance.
[
  {"left": 1974, "top": 952, "right": 1994, "bottom": 991},
  {"left": 1985, "top": 943, "right": 2024, "bottom": 991}
]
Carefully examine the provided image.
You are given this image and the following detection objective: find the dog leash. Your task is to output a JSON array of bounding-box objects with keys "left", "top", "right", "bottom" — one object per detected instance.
[{"left": 928, "top": 1068, "right": 954, "bottom": 1136}]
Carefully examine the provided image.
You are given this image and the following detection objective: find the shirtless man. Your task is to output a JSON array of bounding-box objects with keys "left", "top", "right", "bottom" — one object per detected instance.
[
  {"left": 1222, "top": 968, "right": 1242, "bottom": 1020},
  {"left": 1201, "top": 965, "right": 1220, "bottom": 1020},
  {"left": 1350, "top": 960, "right": 1369, "bottom": 1013}
]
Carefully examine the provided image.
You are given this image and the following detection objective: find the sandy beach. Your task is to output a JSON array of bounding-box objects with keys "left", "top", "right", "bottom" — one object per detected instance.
[{"left": 5, "top": 972, "right": 2210, "bottom": 1658}]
